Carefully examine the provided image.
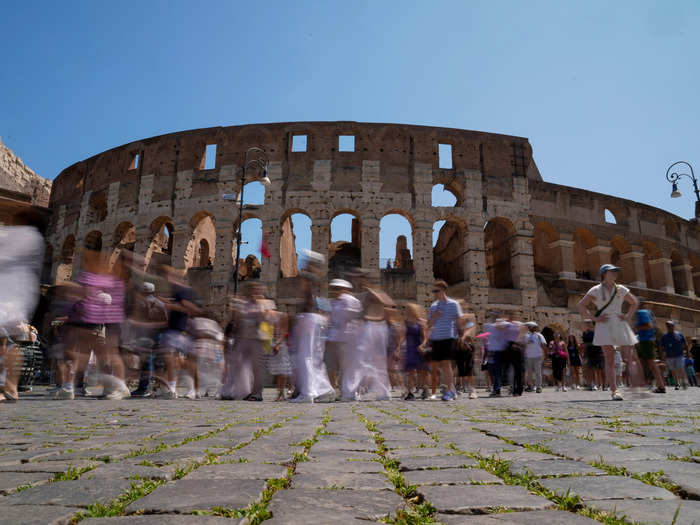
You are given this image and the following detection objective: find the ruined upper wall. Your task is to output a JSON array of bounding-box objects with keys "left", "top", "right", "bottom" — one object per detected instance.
[
  {"left": 0, "top": 138, "right": 52, "bottom": 207},
  {"left": 49, "top": 122, "right": 536, "bottom": 208}
]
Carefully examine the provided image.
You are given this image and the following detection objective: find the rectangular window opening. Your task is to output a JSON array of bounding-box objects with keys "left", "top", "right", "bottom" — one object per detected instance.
[
  {"left": 438, "top": 143, "right": 453, "bottom": 169},
  {"left": 130, "top": 153, "right": 140, "bottom": 170},
  {"left": 204, "top": 144, "right": 217, "bottom": 170},
  {"left": 338, "top": 135, "right": 355, "bottom": 152},
  {"left": 291, "top": 134, "right": 307, "bottom": 152}
]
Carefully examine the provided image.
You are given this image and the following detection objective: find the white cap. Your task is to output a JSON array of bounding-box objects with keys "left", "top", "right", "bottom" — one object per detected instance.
[
  {"left": 329, "top": 279, "right": 353, "bottom": 290},
  {"left": 96, "top": 292, "right": 112, "bottom": 305},
  {"left": 141, "top": 282, "right": 155, "bottom": 294}
]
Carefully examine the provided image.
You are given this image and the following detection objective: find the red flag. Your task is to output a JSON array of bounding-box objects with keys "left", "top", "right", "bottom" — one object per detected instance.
[{"left": 260, "top": 232, "right": 271, "bottom": 259}]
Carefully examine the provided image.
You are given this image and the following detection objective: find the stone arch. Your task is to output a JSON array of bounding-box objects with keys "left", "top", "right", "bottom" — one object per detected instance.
[
  {"left": 242, "top": 181, "right": 266, "bottom": 206},
  {"left": 87, "top": 190, "right": 108, "bottom": 223},
  {"left": 431, "top": 184, "right": 458, "bottom": 207},
  {"left": 604, "top": 209, "right": 617, "bottom": 224},
  {"left": 234, "top": 217, "right": 262, "bottom": 282},
  {"left": 642, "top": 241, "right": 664, "bottom": 290},
  {"left": 329, "top": 210, "right": 361, "bottom": 276},
  {"left": 109, "top": 222, "right": 136, "bottom": 270},
  {"left": 670, "top": 250, "right": 687, "bottom": 295},
  {"left": 280, "top": 209, "right": 313, "bottom": 278},
  {"left": 433, "top": 217, "right": 466, "bottom": 285},
  {"left": 690, "top": 255, "right": 700, "bottom": 296},
  {"left": 185, "top": 212, "right": 216, "bottom": 269},
  {"left": 379, "top": 212, "right": 413, "bottom": 271},
  {"left": 146, "top": 216, "right": 174, "bottom": 271},
  {"left": 84, "top": 230, "right": 103, "bottom": 252},
  {"left": 56, "top": 234, "right": 76, "bottom": 283},
  {"left": 573, "top": 228, "right": 597, "bottom": 280},
  {"left": 610, "top": 235, "right": 632, "bottom": 284},
  {"left": 532, "top": 222, "right": 560, "bottom": 274},
  {"left": 484, "top": 217, "right": 516, "bottom": 289}
]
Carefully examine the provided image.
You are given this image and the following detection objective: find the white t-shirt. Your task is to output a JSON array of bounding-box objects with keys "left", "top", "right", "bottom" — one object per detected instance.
[{"left": 524, "top": 331, "right": 546, "bottom": 359}]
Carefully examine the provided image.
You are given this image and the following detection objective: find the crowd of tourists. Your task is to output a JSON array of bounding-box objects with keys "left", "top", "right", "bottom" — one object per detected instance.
[{"left": 1, "top": 226, "right": 699, "bottom": 403}]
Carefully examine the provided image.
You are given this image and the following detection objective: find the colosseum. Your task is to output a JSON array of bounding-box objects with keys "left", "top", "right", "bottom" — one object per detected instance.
[{"left": 46, "top": 122, "right": 700, "bottom": 336}]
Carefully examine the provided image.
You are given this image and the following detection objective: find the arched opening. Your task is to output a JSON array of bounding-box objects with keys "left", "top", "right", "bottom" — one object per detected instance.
[
  {"left": 532, "top": 222, "right": 560, "bottom": 274},
  {"left": 485, "top": 218, "right": 515, "bottom": 289},
  {"left": 280, "top": 212, "right": 312, "bottom": 278},
  {"left": 146, "top": 217, "right": 174, "bottom": 272},
  {"left": 671, "top": 251, "right": 686, "bottom": 295},
  {"left": 604, "top": 209, "right": 617, "bottom": 224},
  {"left": 379, "top": 213, "right": 413, "bottom": 271},
  {"left": 242, "top": 181, "right": 266, "bottom": 206},
  {"left": 185, "top": 213, "right": 216, "bottom": 269},
  {"left": 234, "top": 217, "right": 262, "bottom": 281},
  {"left": 84, "top": 230, "right": 103, "bottom": 252},
  {"left": 56, "top": 235, "right": 76, "bottom": 282},
  {"left": 431, "top": 184, "right": 458, "bottom": 207},
  {"left": 573, "top": 228, "right": 597, "bottom": 280},
  {"left": 329, "top": 212, "right": 361, "bottom": 277},
  {"left": 110, "top": 222, "right": 135, "bottom": 270},
  {"left": 610, "top": 235, "right": 632, "bottom": 284},
  {"left": 643, "top": 241, "right": 663, "bottom": 290},
  {"left": 433, "top": 219, "right": 465, "bottom": 285},
  {"left": 690, "top": 256, "right": 700, "bottom": 296}
]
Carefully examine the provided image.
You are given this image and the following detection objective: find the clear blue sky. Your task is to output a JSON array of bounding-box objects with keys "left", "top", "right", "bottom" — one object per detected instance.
[{"left": 3, "top": 1, "right": 699, "bottom": 264}]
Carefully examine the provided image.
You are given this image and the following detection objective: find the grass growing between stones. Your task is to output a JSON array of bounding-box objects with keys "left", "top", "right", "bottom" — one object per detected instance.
[
  {"left": 51, "top": 465, "right": 96, "bottom": 481},
  {"left": 71, "top": 478, "right": 166, "bottom": 522},
  {"left": 590, "top": 458, "right": 684, "bottom": 496},
  {"left": 354, "top": 409, "right": 438, "bottom": 525}
]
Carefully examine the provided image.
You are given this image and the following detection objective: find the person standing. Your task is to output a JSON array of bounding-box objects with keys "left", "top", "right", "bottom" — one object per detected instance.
[
  {"left": 566, "top": 334, "right": 583, "bottom": 389},
  {"left": 426, "top": 280, "right": 462, "bottom": 401},
  {"left": 402, "top": 303, "right": 427, "bottom": 400},
  {"left": 325, "top": 279, "right": 362, "bottom": 390},
  {"left": 581, "top": 320, "right": 604, "bottom": 390},
  {"left": 577, "top": 264, "right": 640, "bottom": 401},
  {"left": 633, "top": 309, "right": 666, "bottom": 393},
  {"left": 660, "top": 321, "right": 689, "bottom": 390},
  {"left": 549, "top": 333, "right": 569, "bottom": 392},
  {"left": 523, "top": 322, "right": 546, "bottom": 393}
]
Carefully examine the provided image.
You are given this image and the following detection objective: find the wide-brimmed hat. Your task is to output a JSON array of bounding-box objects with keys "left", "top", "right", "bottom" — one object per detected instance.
[
  {"left": 329, "top": 279, "right": 353, "bottom": 290},
  {"left": 600, "top": 264, "right": 622, "bottom": 277},
  {"left": 525, "top": 321, "right": 538, "bottom": 328}
]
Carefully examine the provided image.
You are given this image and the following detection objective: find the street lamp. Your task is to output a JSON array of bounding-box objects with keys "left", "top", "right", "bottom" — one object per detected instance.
[
  {"left": 666, "top": 161, "right": 700, "bottom": 219},
  {"left": 223, "top": 147, "right": 271, "bottom": 295}
]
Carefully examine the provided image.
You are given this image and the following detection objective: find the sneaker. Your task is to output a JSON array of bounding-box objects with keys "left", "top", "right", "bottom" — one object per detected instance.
[
  {"left": 675, "top": 385, "right": 680, "bottom": 390},
  {"left": 653, "top": 386, "right": 666, "bottom": 393},
  {"left": 290, "top": 395, "right": 311, "bottom": 403},
  {"left": 441, "top": 391, "right": 455, "bottom": 401},
  {"left": 103, "top": 383, "right": 131, "bottom": 400},
  {"left": 611, "top": 390, "right": 624, "bottom": 401},
  {"left": 535, "top": 387, "right": 542, "bottom": 393},
  {"left": 184, "top": 390, "right": 197, "bottom": 400},
  {"left": 592, "top": 385, "right": 598, "bottom": 391},
  {"left": 56, "top": 387, "right": 75, "bottom": 400},
  {"left": 154, "top": 388, "right": 177, "bottom": 399},
  {"left": 562, "top": 386, "right": 568, "bottom": 392},
  {"left": 404, "top": 392, "right": 415, "bottom": 401},
  {"left": 429, "top": 394, "right": 440, "bottom": 400},
  {"left": 469, "top": 391, "right": 478, "bottom": 399}
]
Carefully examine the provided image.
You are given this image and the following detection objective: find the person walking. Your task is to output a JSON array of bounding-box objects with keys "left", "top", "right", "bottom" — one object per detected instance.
[
  {"left": 549, "top": 333, "right": 569, "bottom": 391},
  {"left": 523, "top": 322, "right": 546, "bottom": 393},
  {"left": 325, "top": 279, "right": 361, "bottom": 390},
  {"left": 660, "top": 321, "right": 689, "bottom": 390},
  {"left": 426, "top": 280, "right": 462, "bottom": 401},
  {"left": 577, "top": 264, "right": 640, "bottom": 401},
  {"left": 633, "top": 309, "right": 665, "bottom": 393},
  {"left": 566, "top": 334, "right": 583, "bottom": 389},
  {"left": 402, "top": 303, "right": 427, "bottom": 400}
]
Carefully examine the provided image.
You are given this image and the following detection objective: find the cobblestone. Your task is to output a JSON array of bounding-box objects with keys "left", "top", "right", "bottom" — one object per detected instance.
[{"left": 0, "top": 387, "right": 698, "bottom": 524}]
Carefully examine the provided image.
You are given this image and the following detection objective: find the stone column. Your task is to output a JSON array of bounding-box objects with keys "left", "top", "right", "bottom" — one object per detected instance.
[
  {"left": 311, "top": 219, "right": 330, "bottom": 295},
  {"left": 210, "top": 224, "right": 233, "bottom": 316},
  {"left": 465, "top": 221, "right": 489, "bottom": 311},
  {"left": 619, "top": 248, "right": 647, "bottom": 288},
  {"left": 412, "top": 219, "right": 434, "bottom": 306},
  {"left": 133, "top": 226, "right": 152, "bottom": 273},
  {"left": 586, "top": 242, "right": 612, "bottom": 276},
  {"left": 169, "top": 224, "right": 190, "bottom": 272},
  {"left": 361, "top": 217, "right": 380, "bottom": 284},
  {"left": 261, "top": 219, "right": 281, "bottom": 299},
  {"left": 648, "top": 258, "right": 674, "bottom": 293},
  {"left": 550, "top": 235, "right": 575, "bottom": 279},
  {"left": 512, "top": 226, "right": 537, "bottom": 310},
  {"left": 673, "top": 263, "right": 695, "bottom": 297}
]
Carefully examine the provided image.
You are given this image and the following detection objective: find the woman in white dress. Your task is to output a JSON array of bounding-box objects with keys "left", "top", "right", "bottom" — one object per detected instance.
[{"left": 577, "top": 264, "right": 643, "bottom": 400}]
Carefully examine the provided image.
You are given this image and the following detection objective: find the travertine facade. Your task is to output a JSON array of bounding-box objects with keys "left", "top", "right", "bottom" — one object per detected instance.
[
  {"left": 46, "top": 122, "right": 700, "bottom": 335},
  {"left": 0, "top": 138, "right": 52, "bottom": 208}
]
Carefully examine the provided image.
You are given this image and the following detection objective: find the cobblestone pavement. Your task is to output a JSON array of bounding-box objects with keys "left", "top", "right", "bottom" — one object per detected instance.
[{"left": 1, "top": 388, "right": 699, "bottom": 525}]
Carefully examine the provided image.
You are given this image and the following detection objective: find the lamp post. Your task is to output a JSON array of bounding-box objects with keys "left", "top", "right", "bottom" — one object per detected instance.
[
  {"left": 223, "top": 147, "right": 271, "bottom": 295},
  {"left": 666, "top": 161, "right": 700, "bottom": 219}
]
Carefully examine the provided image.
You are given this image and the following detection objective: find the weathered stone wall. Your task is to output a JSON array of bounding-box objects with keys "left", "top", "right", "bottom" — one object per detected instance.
[
  {"left": 0, "top": 139, "right": 52, "bottom": 207},
  {"left": 46, "top": 122, "right": 700, "bottom": 336}
]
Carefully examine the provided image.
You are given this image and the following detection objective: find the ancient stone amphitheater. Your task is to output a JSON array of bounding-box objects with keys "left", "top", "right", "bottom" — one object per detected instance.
[{"left": 47, "top": 122, "right": 700, "bottom": 335}]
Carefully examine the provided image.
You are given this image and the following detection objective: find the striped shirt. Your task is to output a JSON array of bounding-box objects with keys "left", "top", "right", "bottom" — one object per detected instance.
[
  {"left": 77, "top": 271, "right": 125, "bottom": 324},
  {"left": 428, "top": 297, "right": 462, "bottom": 341}
]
